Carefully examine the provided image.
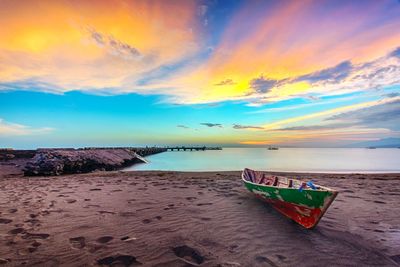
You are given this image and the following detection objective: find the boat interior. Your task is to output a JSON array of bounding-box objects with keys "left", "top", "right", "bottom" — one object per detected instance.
[{"left": 242, "top": 168, "right": 323, "bottom": 190}]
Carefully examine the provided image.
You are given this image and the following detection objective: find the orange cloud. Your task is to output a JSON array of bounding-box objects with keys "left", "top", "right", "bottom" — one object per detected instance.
[
  {"left": 162, "top": 1, "right": 400, "bottom": 103},
  {"left": 0, "top": 0, "right": 199, "bottom": 90},
  {"left": 1, "top": 1, "right": 399, "bottom": 104}
]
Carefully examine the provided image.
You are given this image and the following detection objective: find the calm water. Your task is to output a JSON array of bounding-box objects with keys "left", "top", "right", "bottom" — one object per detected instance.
[{"left": 125, "top": 148, "right": 400, "bottom": 173}]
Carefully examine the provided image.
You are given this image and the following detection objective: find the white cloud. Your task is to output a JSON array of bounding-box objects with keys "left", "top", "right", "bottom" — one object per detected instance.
[{"left": 0, "top": 119, "right": 54, "bottom": 136}]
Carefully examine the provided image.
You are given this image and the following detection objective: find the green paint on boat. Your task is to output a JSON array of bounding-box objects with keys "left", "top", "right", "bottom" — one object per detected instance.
[{"left": 244, "top": 180, "right": 334, "bottom": 208}]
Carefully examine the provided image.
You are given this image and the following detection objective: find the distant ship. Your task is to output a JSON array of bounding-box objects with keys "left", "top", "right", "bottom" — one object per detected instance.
[
  {"left": 367, "top": 147, "right": 377, "bottom": 149},
  {"left": 267, "top": 146, "right": 279, "bottom": 150}
]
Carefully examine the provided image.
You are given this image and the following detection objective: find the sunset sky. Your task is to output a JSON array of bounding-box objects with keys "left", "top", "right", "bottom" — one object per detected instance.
[{"left": 1, "top": 0, "right": 400, "bottom": 148}]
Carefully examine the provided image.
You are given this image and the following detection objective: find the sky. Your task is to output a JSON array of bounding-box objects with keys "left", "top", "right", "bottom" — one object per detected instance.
[{"left": 0, "top": 0, "right": 400, "bottom": 149}]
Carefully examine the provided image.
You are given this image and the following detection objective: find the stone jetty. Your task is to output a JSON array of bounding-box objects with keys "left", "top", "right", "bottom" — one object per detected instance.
[{"left": 0, "top": 147, "right": 166, "bottom": 176}]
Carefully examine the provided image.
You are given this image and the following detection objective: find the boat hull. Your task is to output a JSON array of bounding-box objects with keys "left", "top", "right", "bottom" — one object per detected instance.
[{"left": 243, "top": 179, "right": 337, "bottom": 229}]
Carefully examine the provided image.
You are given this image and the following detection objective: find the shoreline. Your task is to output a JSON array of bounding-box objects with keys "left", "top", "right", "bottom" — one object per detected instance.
[{"left": 0, "top": 168, "right": 399, "bottom": 266}]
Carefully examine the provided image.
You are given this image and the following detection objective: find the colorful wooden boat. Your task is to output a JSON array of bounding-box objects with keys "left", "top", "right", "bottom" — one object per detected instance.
[{"left": 242, "top": 168, "right": 338, "bottom": 229}]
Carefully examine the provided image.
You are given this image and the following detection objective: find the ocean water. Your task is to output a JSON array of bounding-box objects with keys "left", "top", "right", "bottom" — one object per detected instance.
[{"left": 125, "top": 148, "right": 400, "bottom": 173}]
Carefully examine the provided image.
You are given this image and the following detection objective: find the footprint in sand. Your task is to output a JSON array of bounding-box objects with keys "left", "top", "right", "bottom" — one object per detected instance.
[
  {"left": 164, "top": 204, "right": 175, "bottom": 211},
  {"left": 31, "top": 240, "right": 41, "bottom": 248},
  {"left": 27, "top": 240, "right": 42, "bottom": 253},
  {"left": 8, "top": 208, "right": 17, "bottom": 213},
  {"left": 98, "top": 211, "right": 116, "bottom": 215},
  {"left": 228, "top": 244, "right": 238, "bottom": 253},
  {"left": 69, "top": 236, "right": 86, "bottom": 249},
  {"left": 120, "top": 236, "right": 137, "bottom": 242},
  {"left": 197, "top": 203, "right": 213, "bottom": 206},
  {"left": 142, "top": 219, "right": 151, "bottom": 224},
  {"left": 25, "top": 218, "right": 40, "bottom": 226},
  {"left": 0, "top": 218, "right": 12, "bottom": 224},
  {"left": 8, "top": 227, "right": 25, "bottom": 235},
  {"left": 254, "top": 256, "right": 278, "bottom": 267},
  {"left": 22, "top": 233, "right": 50, "bottom": 240},
  {"left": 119, "top": 212, "right": 135, "bottom": 217},
  {"left": 66, "top": 199, "right": 77, "bottom": 204},
  {"left": 97, "top": 254, "right": 141, "bottom": 266},
  {"left": 276, "top": 254, "right": 286, "bottom": 261},
  {"left": 172, "top": 245, "right": 204, "bottom": 265},
  {"left": 0, "top": 258, "right": 10, "bottom": 265},
  {"left": 96, "top": 236, "right": 114, "bottom": 244}
]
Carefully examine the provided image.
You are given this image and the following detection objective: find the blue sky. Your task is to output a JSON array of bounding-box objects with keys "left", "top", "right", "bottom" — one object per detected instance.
[{"left": 0, "top": 0, "right": 399, "bottom": 148}]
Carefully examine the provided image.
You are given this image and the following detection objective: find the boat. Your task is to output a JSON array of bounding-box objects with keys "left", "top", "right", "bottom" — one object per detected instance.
[
  {"left": 242, "top": 168, "right": 338, "bottom": 229},
  {"left": 267, "top": 146, "right": 279, "bottom": 150},
  {"left": 367, "top": 147, "right": 376, "bottom": 149}
]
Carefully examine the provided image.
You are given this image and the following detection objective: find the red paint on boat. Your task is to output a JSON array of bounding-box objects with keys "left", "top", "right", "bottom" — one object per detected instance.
[{"left": 256, "top": 195, "right": 322, "bottom": 229}]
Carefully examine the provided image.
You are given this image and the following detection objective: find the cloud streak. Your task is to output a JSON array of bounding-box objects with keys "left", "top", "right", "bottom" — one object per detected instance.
[
  {"left": 214, "top": 79, "right": 236, "bottom": 86},
  {"left": 239, "top": 96, "right": 400, "bottom": 146},
  {"left": 295, "top": 61, "right": 352, "bottom": 83},
  {"left": 0, "top": 119, "right": 54, "bottom": 136},
  {"left": 326, "top": 99, "right": 400, "bottom": 130},
  {"left": 233, "top": 124, "right": 264, "bottom": 130},
  {"left": 88, "top": 28, "right": 141, "bottom": 60},
  {"left": 177, "top": 124, "right": 190, "bottom": 129},
  {"left": 250, "top": 76, "right": 278, "bottom": 94},
  {"left": 200, "top": 123, "right": 222, "bottom": 128}
]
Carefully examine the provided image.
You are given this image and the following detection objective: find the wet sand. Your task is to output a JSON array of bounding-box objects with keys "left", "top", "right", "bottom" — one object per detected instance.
[{"left": 0, "top": 167, "right": 399, "bottom": 266}]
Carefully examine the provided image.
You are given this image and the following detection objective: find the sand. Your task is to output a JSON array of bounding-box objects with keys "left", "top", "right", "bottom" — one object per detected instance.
[{"left": 0, "top": 164, "right": 399, "bottom": 266}]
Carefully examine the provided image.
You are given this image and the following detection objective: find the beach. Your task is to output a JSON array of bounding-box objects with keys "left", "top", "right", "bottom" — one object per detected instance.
[{"left": 0, "top": 162, "right": 399, "bottom": 266}]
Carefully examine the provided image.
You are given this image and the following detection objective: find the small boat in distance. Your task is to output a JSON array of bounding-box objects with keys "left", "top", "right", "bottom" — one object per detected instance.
[
  {"left": 242, "top": 168, "right": 338, "bottom": 229},
  {"left": 267, "top": 146, "right": 279, "bottom": 150},
  {"left": 367, "top": 147, "right": 377, "bottom": 149}
]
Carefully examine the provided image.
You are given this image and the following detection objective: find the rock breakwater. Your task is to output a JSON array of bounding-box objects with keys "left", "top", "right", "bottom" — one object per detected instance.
[{"left": 23, "top": 148, "right": 157, "bottom": 176}]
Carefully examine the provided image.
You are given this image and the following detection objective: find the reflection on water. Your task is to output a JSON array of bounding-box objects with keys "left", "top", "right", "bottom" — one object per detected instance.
[{"left": 124, "top": 148, "right": 400, "bottom": 173}]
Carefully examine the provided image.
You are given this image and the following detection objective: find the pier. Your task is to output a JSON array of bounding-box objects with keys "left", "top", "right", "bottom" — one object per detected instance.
[
  {"left": 166, "top": 146, "right": 222, "bottom": 151},
  {"left": 81, "top": 147, "right": 167, "bottom": 157},
  {"left": 0, "top": 147, "right": 167, "bottom": 160},
  {"left": 0, "top": 146, "right": 222, "bottom": 161}
]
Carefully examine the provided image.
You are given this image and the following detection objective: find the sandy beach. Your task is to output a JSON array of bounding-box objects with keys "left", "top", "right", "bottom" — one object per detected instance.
[{"left": 0, "top": 162, "right": 399, "bottom": 266}]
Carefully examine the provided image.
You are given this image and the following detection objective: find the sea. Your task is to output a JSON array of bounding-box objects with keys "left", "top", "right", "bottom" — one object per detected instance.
[{"left": 124, "top": 147, "right": 400, "bottom": 173}]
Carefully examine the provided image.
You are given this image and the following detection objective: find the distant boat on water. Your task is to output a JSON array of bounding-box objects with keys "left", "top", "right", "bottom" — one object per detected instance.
[
  {"left": 242, "top": 168, "right": 338, "bottom": 229},
  {"left": 267, "top": 146, "right": 279, "bottom": 150},
  {"left": 367, "top": 147, "right": 377, "bottom": 149}
]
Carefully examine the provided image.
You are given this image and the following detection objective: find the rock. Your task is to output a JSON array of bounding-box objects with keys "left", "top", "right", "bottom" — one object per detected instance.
[
  {"left": 5, "top": 154, "right": 15, "bottom": 159},
  {"left": 23, "top": 149, "right": 146, "bottom": 176}
]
